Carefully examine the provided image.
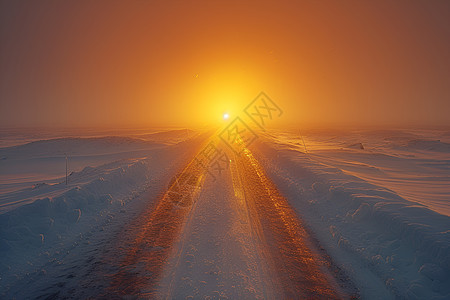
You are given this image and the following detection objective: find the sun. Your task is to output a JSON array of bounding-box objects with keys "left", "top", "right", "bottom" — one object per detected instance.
[{"left": 223, "top": 112, "right": 230, "bottom": 120}]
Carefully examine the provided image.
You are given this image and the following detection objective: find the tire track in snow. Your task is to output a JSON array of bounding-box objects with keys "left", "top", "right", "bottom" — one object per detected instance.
[
  {"left": 229, "top": 149, "right": 285, "bottom": 298},
  {"left": 233, "top": 147, "right": 349, "bottom": 299},
  {"left": 157, "top": 146, "right": 278, "bottom": 299},
  {"left": 103, "top": 142, "right": 208, "bottom": 298}
]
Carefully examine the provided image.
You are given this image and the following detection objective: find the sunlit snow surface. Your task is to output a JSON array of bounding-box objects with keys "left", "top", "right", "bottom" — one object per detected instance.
[
  {"left": 255, "top": 128, "right": 450, "bottom": 299},
  {"left": 266, "top": 128, "right": 450, "bottom": 216},
  {"left": 0, "top": 127, "right": 449, "bottom": 299}
]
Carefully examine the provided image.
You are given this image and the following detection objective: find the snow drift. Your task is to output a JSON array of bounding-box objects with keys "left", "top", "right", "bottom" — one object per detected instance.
[{"left": 254, "top": 131, "right": 450, "bottom": 299}]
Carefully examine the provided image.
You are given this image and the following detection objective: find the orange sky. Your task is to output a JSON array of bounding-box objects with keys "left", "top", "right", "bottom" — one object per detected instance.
[{"left": 1, "top": 0, "right": 449, "bottom": 128}]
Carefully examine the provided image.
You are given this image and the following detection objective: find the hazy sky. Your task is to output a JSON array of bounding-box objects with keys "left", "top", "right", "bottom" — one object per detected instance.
[{"left": 1, "top": 0, "right": 449, "bottom": 128}]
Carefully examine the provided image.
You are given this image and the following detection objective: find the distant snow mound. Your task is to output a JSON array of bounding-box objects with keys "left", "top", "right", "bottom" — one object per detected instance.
[
  {"left": 404, "top": 139, "right": 450, "bottom": 152},
  {"left": 0, "top": 136, "right": 160, "bottom": 158},
  {"left": 138, "top": 129, "right": 196, "bottom": 144}
]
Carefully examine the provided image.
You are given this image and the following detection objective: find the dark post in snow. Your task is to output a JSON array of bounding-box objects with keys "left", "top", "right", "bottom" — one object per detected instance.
[
  {"left": 65, "top": 153, "right": 68, "bottom": 185},
  {"left": 299, "top": 130, "right": 308, "bottom": 154}
]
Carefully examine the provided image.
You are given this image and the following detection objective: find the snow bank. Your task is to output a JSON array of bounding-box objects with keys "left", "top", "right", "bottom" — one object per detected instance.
[
  {"left": 253, "top": 135, "right": 450, "bottom": 299},
  {"left": 0, "top": 159, "right": 149, "bottom": 262},
  {"left": 0, "top": 136, "right": 166, "bottom": 197},
  {"left": 0, "top": 131, "right": 208, "bottom": 297}
]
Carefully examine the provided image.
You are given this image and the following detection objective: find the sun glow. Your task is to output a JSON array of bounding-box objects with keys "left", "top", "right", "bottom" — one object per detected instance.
[{"left": 182, "top": 61, "right": 266, "bottom": 126}]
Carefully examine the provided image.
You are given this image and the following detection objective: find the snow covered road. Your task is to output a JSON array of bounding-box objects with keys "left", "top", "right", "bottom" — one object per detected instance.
[
  {"left": 104, "top": 139, "right": 352, "bottom": 298},
  {"left": 158, "top": 155, "right": 278, "bottom": 299}
]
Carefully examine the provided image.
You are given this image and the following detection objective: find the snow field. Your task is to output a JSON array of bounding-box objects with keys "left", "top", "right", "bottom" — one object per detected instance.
[{"left": 254, "top": 134, "right": 450, "bottom": 299}]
